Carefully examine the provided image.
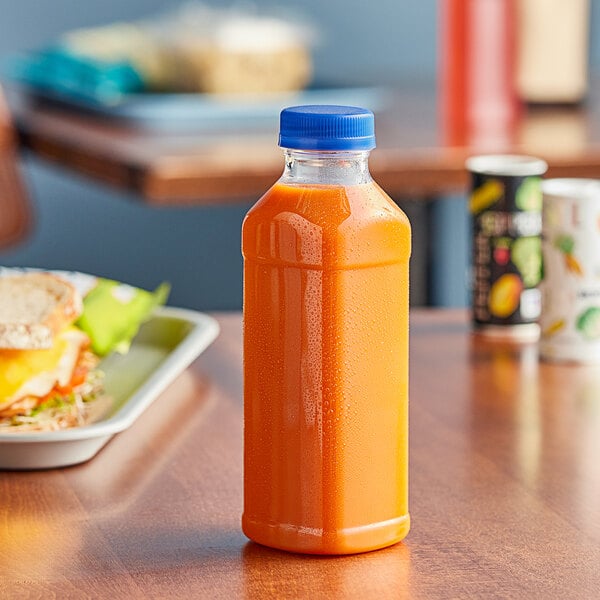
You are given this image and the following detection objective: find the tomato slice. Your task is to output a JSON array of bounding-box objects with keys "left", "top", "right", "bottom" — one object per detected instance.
[{"left": 54, "top": 353, "right": 90, "bottom": 395}]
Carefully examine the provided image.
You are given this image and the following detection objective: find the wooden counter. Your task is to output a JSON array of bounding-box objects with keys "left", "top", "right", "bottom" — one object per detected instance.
[
  {"left": 10, "top": 85, "right": 600, "bottom": 204},
  {"left": 2, "top": 310, "right": 600, "bottom": 598}
]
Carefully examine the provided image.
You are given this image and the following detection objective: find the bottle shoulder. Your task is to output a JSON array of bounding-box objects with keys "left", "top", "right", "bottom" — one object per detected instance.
[
  {"left": 242, "top": 182, "right": 411, "bottom": 268},
  {"left": 245, "top": 182, "right": 409, "bottom": 225}
]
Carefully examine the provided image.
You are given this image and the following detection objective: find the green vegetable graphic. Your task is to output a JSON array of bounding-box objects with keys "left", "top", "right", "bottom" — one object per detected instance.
[
  {"left": 512, "top": 236, "right": 542, "bottom": 287},
  {"left": 576, "top": 307, "right": 600, "bottom": 340},
  {"left": 554, "top": 234, "right": 575, "bottom": 255},
  {"left": 554, "top": 234, "right": 584, "bottom": 276},
  {"left": 516, "top": 177, "right": 542, "bottom": 212}
]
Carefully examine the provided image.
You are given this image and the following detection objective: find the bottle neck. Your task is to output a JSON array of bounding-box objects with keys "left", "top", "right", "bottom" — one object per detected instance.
[{"left": 279, "top": 149, "right": 372, "bottom": 186}]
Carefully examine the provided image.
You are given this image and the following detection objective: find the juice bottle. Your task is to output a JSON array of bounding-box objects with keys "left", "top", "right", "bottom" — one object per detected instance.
[{"left": 242, "top": 105, "right": 411, "bottom": 554}]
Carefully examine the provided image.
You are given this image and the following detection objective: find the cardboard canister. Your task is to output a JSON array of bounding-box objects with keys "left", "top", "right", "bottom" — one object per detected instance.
[
  {"left": 466, "top": 154, "right": 548, "bottom": 340},
  {"left": 540, "top": 179, "right": 600, "bottom": 362}
]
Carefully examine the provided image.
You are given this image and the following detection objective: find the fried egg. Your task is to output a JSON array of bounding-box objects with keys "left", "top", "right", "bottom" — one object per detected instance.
[{"left": 0, "top": 328, "right": 88, "bottom": 411}]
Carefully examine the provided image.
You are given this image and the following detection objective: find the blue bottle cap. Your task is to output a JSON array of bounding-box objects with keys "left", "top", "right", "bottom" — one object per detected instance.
[{"left": 279, "top": 105, "right": 376, "bottom": 151}]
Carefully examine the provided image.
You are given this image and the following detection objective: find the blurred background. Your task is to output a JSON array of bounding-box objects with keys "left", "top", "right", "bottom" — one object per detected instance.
[{"left": 1, "top": 0, "right": 600, "bottom": 309}]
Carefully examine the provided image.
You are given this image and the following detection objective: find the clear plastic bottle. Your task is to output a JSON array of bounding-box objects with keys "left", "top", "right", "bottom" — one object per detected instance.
[{"left": 242, "top": 105, "right": 411, "bottom": 554}]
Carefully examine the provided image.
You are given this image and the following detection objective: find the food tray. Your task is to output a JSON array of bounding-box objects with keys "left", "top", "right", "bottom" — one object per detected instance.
[
  {"left": 10, "top": 84, "right": 387, "bottom": 130},
  {"left": 0, "top": 306, "right": 219, "bottom": 470}
]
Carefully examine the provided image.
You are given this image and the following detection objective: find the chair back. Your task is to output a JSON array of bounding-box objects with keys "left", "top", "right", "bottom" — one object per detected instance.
[{"left": 0, "top": 86, "right": 30, "bottom": 249}]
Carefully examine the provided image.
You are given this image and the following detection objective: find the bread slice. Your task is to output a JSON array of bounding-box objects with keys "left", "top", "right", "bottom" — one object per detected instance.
[{"left": 0, "top": 272, "right": 83, "bottom": 349}]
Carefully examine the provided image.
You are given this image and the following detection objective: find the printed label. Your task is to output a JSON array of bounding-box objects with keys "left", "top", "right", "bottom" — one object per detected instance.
[
  {"left": 540, "top": 188, "right": 600, "bottom": 361},
  {"left": 471, "top": 174, "right": 543, "bottom": 326}
]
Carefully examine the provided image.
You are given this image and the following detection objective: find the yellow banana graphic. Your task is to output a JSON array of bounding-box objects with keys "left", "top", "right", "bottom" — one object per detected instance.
[
  {"left": 543, "top": 319, "right": 565, "bottom": 337},
  {"left": 469, "top": 180, "right": 504, "bottom": 214}
]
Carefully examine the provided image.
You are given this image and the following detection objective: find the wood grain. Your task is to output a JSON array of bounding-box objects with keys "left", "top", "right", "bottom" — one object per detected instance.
[
  {"left": 2, "top": 310, "right": 600, "bottom": 598},
  {"left": 9, "top": 84, "right": 600, "bottom": 204}
]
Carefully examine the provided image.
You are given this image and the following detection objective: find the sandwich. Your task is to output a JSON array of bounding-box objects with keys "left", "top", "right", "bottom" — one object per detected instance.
[{"left": 0, "top": 272, "right": 105, "bottom": 432}]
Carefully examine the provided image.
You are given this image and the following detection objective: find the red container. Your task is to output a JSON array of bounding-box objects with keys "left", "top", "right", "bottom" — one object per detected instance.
[{"left": 439, "top": 0, "right": 519, "bottom": 146}]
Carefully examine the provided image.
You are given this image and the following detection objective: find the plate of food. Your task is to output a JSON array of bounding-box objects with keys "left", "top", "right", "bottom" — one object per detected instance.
[
  {"left": 0, "top": 269, "right": 219, "bottom": 469},
  {"left": 4, "top": 5, "right": 387, "bottom": 130}
]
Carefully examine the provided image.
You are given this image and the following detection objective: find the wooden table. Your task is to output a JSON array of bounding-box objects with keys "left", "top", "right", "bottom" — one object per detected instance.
[
  {"left": 2, "top": 310, "right": 600, "bottom": 598},
  {"left": 9, "top": 85, "right": 600, "bottom": 204}
]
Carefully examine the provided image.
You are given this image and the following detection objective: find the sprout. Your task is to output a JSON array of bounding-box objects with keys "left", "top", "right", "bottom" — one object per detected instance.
[
  {"left": 576, "top": 307, "right": 600, "bottom": 340},
  {"left": 554, "top": 234, "right": 575, "bottom": 255}
]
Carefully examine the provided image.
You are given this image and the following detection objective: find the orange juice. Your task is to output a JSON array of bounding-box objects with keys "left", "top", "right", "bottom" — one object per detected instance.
[{"left": 242, "top": 106, "right": 411, "bottom": 554}]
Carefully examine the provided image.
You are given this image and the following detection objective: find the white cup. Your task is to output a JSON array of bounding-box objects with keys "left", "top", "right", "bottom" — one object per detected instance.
[{"left": 541, "top": 178, "right": 600, "bottom": 362}]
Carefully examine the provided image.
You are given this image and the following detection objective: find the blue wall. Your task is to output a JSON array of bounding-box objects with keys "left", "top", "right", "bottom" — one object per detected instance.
[
  {"left": 0, "top": 1, "right": 438, "bottom": 82},
  {"left": 2, "top": 1, "right": 596, "bottom": 308}
]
